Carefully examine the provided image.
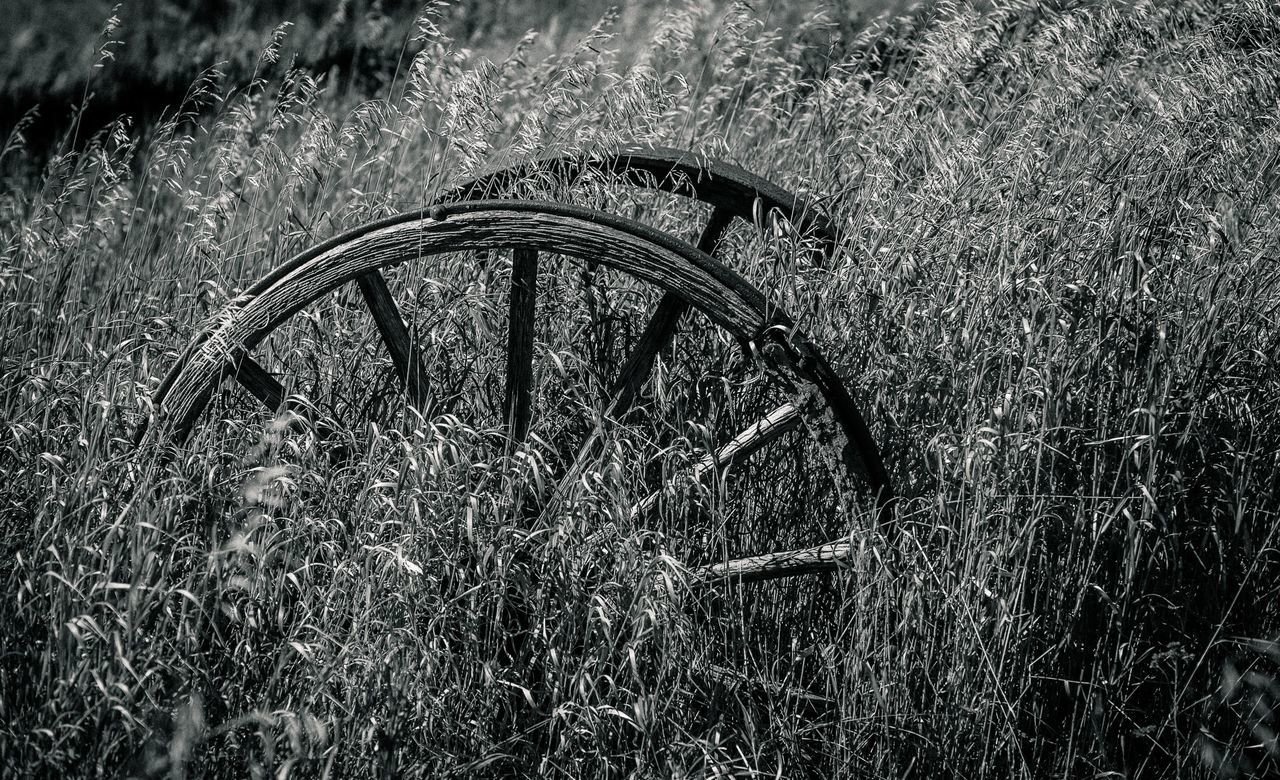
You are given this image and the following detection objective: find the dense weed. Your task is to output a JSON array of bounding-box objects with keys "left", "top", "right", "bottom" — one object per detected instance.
[{"left": 2, "top": 0, "right": 1279, "bottom": 776}]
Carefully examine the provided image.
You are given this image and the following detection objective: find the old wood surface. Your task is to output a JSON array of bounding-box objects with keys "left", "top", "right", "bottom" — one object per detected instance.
[
  {"left": 441, "top": 145, "right": 840, "bottom": 265},
  {"left": 631, "top": 401, "right": 803, "bottom": 519},
  {"left": 694, "top": 539, "right": 856, "bottom": 583},
  {"left": 504, "top": 248, "right": 538, "bottom": 444},
  {"left": 232, "top": 353, "right": 286, "bottom": 411},
  {"left": 609, "top": 204, "right": 736, "bottom": 418},
  {"left": 356, "top": 270, "right": 431, "bottom": 408}
]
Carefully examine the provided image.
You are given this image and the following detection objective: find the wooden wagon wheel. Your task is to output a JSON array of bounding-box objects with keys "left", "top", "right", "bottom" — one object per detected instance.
[{"left": 147, "top": 154, "right": 894, "bottom": 584}]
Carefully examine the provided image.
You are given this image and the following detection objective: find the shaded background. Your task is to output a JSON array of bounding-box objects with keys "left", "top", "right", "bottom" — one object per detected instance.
[{"left": 0, "top": 0, "right": 908, "bottom": 150}]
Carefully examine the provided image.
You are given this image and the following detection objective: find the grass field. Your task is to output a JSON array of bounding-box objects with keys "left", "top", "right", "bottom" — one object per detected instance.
[{"left": 2, "top": 0, "right": 1279, "bottom": 776}]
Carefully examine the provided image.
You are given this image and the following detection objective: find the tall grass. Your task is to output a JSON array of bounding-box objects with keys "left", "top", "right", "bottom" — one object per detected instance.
[{"left": 2, "top": 0, "right": 1279, "bottom": 776}]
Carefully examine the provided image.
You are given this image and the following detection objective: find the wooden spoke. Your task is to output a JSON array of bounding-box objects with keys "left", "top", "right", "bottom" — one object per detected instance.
[
  {"left": 696, "top": 401, "right": 803, "bottom": 475},
  {"left": 607, "top": 294, "right": 686, "bottom": 418},
  {"left": 694, "top": 539, "right": 853, "bottom": 583},
  {"left": 631, "top": 401, "right": 803, "bottom": 519},
  {"left": 231, "top": 354, "right": 332, "bottom": 438},
  {"left": 544, "top": 208, "right": 739, "bottom": 516},
  {"left": 696, "top": 200, "right": 735, "bottom": 254},
  {"left": 608, "top": 204, "right": 736, "bottom": 417},
  {"left": 232, "top": 353, "right": 287, "bottom": 411},
  {"left": 355, "top": 270, "right": 430, "bottom": 408},
  {"left": 504, "top": 248, "right": 538, "bottom": 444}
]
